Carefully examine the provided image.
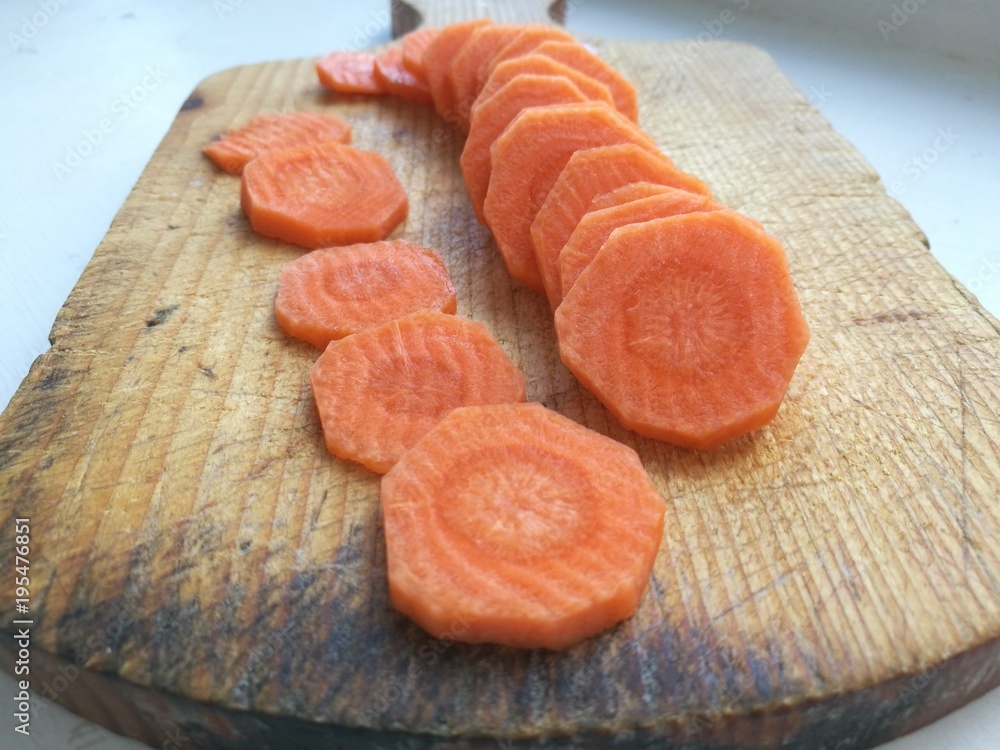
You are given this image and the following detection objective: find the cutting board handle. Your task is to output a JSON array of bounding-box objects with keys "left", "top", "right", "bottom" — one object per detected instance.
[{"left": 392, "top": 0, "right": 567, "bottom": 37}]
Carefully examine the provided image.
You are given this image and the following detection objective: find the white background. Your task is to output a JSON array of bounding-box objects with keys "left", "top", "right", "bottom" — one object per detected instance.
[{"left": 1, "top": 0, "right": 998, "bottom": 748}]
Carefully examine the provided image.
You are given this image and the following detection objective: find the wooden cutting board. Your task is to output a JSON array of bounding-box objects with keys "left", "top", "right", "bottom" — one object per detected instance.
[{"left": 2, "top": 1, "right": 999, "bottom": 748}]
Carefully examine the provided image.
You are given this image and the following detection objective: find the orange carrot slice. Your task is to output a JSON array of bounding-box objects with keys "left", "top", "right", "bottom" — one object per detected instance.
[
  {"left": 275, "top": 240, "right": 456, "bottom": 349},
  {"left": 477, "top": 24, "right": 576, "bottom": 91},
  {"left": 448, "top": 24, "right": 524, "bottom": 132},
  {"left": 203, "top": 112, "right": 352, "bottom": 175},
  {"left": 310, "top": 311, "right": 525, "bottom": 473},
  {"left": 558, "top": 189, "right": 721, "bottom": 301},
  {"left": 401, "top": 27, "right": 439, "bottom": 80},
  {"left": 374, "top": 45, "right": 433, "bottom": 104},
  {"left": 588, "top": 181, "right": 675, "bottom": 211},
  {"left": 461, "top": 74, "right": 593, "bottom": 225},
  {"left": 535, "top": 40, "right": 639, "bottom": 122},
  {"left": 531, "top": 144, "right": 712, "bottom": 307},
  {"left": 476, "top": 53, "right": 613, "bottom": 116},
  {"left": 554, "top": 210, "right": 810, "bottom": 449},
  {"left": 423, "top": 18, "right": 493, "bottom": 124},
  {"left": 241, "top": 142, "right": 408, "bottom": 249},
  {"left": 482, "top": 102, "right": 658, "bottom": 292},
  {"left": 381, "top": 402, "right": 666, "bottom": 650},
  {"left": 316, "top": 50, "right": 385, "bottom": 95}
]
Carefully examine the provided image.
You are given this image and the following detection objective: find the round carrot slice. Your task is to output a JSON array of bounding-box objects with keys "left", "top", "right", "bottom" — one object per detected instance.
[
  {"left": 381, "top": 402, "right": 666, "bottom": 650},
  {"left": 531, "top": 143, "right": 712, "bottom": 308},
  {"left": 588, "top": 181, "right": 676, "bottom": 211},
  {"left": 535, "top": 40, "right": 639, "bottom": 122},
  {"left": 476, "top": 24, "right": 576, "bottom": 91},
  {"left": 315, "top": 51, "right": 384, "bottom": 95},
  {"left": 461, "top": 74, "right": 592, "bottom": 225},
  {"left": 400, "top": 27, "right": 439, "bottom": 81},
  {"left": 554, "top": 210, "right": 810, "bottom": 450},
  {"left": 448, "top": 24, "right": 524, "bottom": 132},
  {"left": 483, "top": 102, "right": 659, "bottom": 292},
  {"left": 310, "top": 311, "right": 525, "bottom": 473},
  {"left": 203, "top": 112, "right": 351, "bottom": 175},
  {"left": 374, "top": 45, "right": 433, "bottom": 104},
  {"left": 241, "top": 142, "right": 408, "bottom": 249},
  {"left": 476, "top": 53, "right": 613, "bottom": 118},
  {"left": 423, "top": 19, "right": 493, "bottom": 124},
  {"left": 275, "top": 240, "right": 456, "bottom": 349},
  {"left": 558, "top": 188, "right": 721, "bottom": 303}
]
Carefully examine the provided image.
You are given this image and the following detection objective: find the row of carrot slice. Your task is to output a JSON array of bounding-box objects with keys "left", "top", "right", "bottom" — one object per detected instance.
[
  {"left": 198, "top": 16, "right": 812, "bottom": 650},
  {"left": 370, "top": 19, "right": 810, "bottom": 451},
  {"left": 202, "top": 90, "right": 663, "bottom": 651}
]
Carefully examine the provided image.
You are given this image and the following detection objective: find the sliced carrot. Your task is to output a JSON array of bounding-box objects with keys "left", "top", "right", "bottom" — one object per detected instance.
[
  {"left": 241, "top": 142, "right": 408, "bottom": 249},
  {"left": 203, "top": 112, "right": 352, "bottom": 175},
  {"left": 461, "top": 74, "right": 593, "bottom": 225},
  {"left": 448, "top": 24, "right": 524, "bottom": 132},
  {"left": 482, "top": 102, "right": 658, "bottom": 292},
  {"left": 275, "top": 240, "right": 456, "bottom": 349},
  {"left": 531, "top": 144, "right": 712, "bottom": 307},
  {"left": 381, "top": 402, "right": 666, "bottom": 650},
  {"left": 401, "top": 27, "right": 439, "bottom": 80},
  {"left": 554, "top": 210, "right": 810, "bottom": 450},
  {"left": 534, "top": 40, "right": 639, "bottom": 122},
  {"left": 374, "top": 45, "right": 433, "bottom": 104},
  {"left": 316, "top": 50, "right": 385, "bottom": 95},
  {"left": 588, "top": 181, "right": 675, "bottom": 211},
  {"left": 310, "top": 311, "right": 525, "bottom": 473},
  {"left": 476, "top": 53, "right": 613, "bottom": 117},
  {"left": 477, "top": 24, "right": 576, "bottom": 91},
  {"left": 423, "top": 18, "right": 493, "bottom": 124},
  {"left": 558, "top": 189, "right": 721, "bottom": 301}
]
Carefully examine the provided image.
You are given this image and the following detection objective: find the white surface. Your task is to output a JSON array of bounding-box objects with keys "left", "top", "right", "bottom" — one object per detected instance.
[{"left": 1, "top": 0, "right": 999, "bottom": 747}]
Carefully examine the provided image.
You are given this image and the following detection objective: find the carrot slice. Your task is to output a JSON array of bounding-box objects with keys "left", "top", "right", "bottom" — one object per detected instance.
[
  {"left": 482, "top": 102, "right": 658, "bottom": 292},
  {"left": 374, "top": 45, "right": 433, "bottom": 104},
  {"left": 310, "top": 311, "right": 525, "bottom": 473},
  {"left": 534, "top": 40, "right": 639, "bottom": 122},
  {"left": 448, "top": 24, "right": 524, "bottom": 132},
  {"left": 476, "top": 53, "right": 613, "bottom": 117},
  {"left": 588, "top": 181, "right": 676, "bottom": 211},
  {"left": 461, "top": 74, "right": 593, "bottom": 225},
  {"left": 203, "top": 112, "right": 351, "bottom": 175},
  {"left": 423, "top": 18, "right": 493, "bottom": 125},
  {"left": 316, "top": 50, "right": 385, "bottom": 95},
  {"left": 531, "top": 144, "right": 712, "bottom": 307},
  {"left": 554, "top": 210, "right": 810, "bottom": 449},
  {"left": 401, "top": 27, "right": 439, "bottom": 80},
  {"left": 275, "top": 241, "right": 456, "bottom": 349},
  {"left": 558, "top": 189, "right": 721, "bottom": 301},
  {"left": 381, "top": 402, "right": 666, "bottom": 650},
  {"left": 477, "top": 24, "right": 576, "bottom": 91},
  {"left": 241, "top": 142, "right": 408, "bottom": 249}
]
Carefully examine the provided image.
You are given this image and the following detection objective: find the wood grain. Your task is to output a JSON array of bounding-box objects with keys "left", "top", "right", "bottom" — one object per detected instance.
[{"left": 2, "top": 1, "right": 1000, "bottom": 748}]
